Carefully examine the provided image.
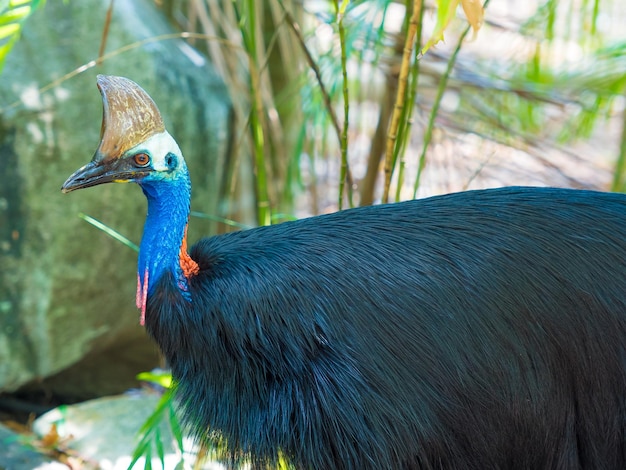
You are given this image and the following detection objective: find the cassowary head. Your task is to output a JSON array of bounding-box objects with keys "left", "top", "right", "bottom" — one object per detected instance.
[
  {"left": 62, "top": 75, "right": 196, "bottom": 325},
  {"left": 62, "top": 75, "right": 185, "bottom": 193}
]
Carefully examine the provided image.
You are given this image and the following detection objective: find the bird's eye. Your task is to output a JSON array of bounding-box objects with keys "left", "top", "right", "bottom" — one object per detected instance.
[{"left": 133, "top": 153, "right": 151, "bottom": 167}]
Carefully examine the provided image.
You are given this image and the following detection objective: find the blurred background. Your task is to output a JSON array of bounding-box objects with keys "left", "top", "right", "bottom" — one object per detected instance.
[
  {"left": 0, "top": 0, "right": 625, "bottom": 466},
  {"left": 148, "top": 0, "right": 626, "bottom": 218}
]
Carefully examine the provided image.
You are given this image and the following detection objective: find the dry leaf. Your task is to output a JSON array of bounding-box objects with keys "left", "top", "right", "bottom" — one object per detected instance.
[
  {"left": 422, "top": 0, "right": 485, "bottom": 53},
  {"left": 40, "top": 422, "right": 60, "bottom": 448},
  {"left": 461, "top": 0, "right": 485, "bottom": 40}
]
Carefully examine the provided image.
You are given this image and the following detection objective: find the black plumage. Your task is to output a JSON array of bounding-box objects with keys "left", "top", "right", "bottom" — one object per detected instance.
[{"left": 149, "top": 187, "right": 626, "bottom": 469}]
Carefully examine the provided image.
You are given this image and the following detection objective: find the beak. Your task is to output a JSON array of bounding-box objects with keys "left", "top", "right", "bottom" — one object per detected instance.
[
  {"left": 61, "top": 157, "right": 151, "bottom": 193},
  {"left": 62, "top": 75, "right": 165, "bottom": 194}
]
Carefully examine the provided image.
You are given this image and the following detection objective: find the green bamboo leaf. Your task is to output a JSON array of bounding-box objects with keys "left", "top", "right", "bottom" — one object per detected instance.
[
  {"left": 0, "top": 37, "right": 17, "bottom": 66},
  {"left": 590, "top": 0, "right": 600, "bottom": 36},
  {"left": 144, "top": 448, "right": 153, "bottom": 470},
  {"left": 0, "top": 0, "right": 46, "bottom": 74},
  {"left": 189, "top": 210, "right": 251, "bottom": 230},
  {"left": 0, "top": 6, "right": 31, "bottom": 25},
  {"left": 5, "top": 0, "right": 33, "bottom": 7},
  {"left": 154, "top": 426, "right": 165, "bottom": 469},
  {"left": 128, "top": 438, "right": 152, "bottom": 469},
  {"left": 422, "top": 0, "right": 460, "bottom": 54},
  {"left": 270, "top": 213, "right": 298, "bottom": 223},
  {"left": 137, "top": 370, "right": 173, "bottom": 389},
  {"left": 545, "top": 0, "right": 556, "bottom": 40},
  {"left": 168, "top": 395, "right": 185, "bottom": 453},
  {"left": 137, "top": 393, "right": 170, "bottom": 435},
  {"left": 337, "top": 0, "right": 349, "bottom": 17},
  {"left": 0, "top": 22, "right": 20, "bottom": 39},
  {"left": 78, "top": 213, "right": 139, "bottom": 252}
]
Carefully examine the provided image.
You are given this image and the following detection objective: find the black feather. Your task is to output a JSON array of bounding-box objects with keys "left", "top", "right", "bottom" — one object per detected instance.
[{"left": 146, "top": 186, "right": 626, "bottom": 469}]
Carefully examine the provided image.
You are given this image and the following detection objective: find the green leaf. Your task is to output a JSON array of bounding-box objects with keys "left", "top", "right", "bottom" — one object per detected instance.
[
  {"left": 144, "top": 448, "right": 152, "bottom": 470},
  {"left": 0, "top": 6, "right": 30, "bottom": 25},
  {"left": 0, "top": 22, "right": 20, "bottom": 39},
  {"left": 136, "top": 371, "right": 173, "bottom": 389},
  {"left": 422, "top": 0, "right": 460, "bottom": 54},
  {"left": 128, "top": 438, "right": 151, "bottom": 470},
  {"left": 154, "top": 426, "right": 165, "bottom": 468},
  {"left": 7, "top": 0, "right": 33, "bottom": 7},
  {"left": 0, "top": 36, "right": 17, "bottom": 69},
  {"left": 270, "top": 213, "right": 298, "bottom": 223},
  {"left": 0, "top": 0, "right": 45, "bottom": 73},
  {"left": 78, "top": 213, "right": 139, "bottom": 252},
  {"left": 137, "top": 392, "right": 171, "bottom": 435},
  {"left": 189, "top": 210, "right": 251, "bottom": 229},
  {"left": 168, "top": 396, "right": 185, "bottom": 453},
  {"left": 337, "top": 0, "right": 350, "bottom": 17}
]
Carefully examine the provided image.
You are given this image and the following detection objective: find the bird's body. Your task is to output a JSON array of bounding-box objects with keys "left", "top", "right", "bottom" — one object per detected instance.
[
  {"left": 63, "top": 76, "right": 626, "bottom": 469},
  {"left": 149, "top": 187, "right": 626, "bottom": 469}
]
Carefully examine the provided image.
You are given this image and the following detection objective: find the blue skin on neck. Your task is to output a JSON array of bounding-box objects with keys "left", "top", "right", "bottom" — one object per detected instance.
[{"left": 137, "top": 156, "right": 192, "bottom": 296}]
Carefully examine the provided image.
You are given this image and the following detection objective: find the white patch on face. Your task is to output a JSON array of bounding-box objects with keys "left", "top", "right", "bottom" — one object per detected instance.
[{"left": 132, "top": 131, "right": 183, "bottom": 172}]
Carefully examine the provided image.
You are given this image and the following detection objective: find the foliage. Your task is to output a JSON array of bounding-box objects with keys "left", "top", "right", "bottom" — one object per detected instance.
[
  {"left": 157, "top": 0, "right": 625, "bottom": 222},
  {"left": 128, "top": 387, "right": 185, "bottom": 470},
  {"left": 0, "top": 0, "right": 45, "bottom": 72},
  {"left": 422, "top": 0, "right": 484, "bottom": 53}
]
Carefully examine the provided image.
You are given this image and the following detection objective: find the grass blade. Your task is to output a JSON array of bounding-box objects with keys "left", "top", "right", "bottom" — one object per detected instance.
[{"left": 78, "top": 213, "right": 139, "bottom": 252}]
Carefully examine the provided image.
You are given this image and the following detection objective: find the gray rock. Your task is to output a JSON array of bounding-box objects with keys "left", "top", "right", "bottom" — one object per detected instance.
[
  {"left": 0, "top": 0, "right": 232, "bottom": 396},
  {"left": 0, "top": 422, "right": 68, "bottom": 470},
  {"left": 33, "top": 392, "right": 226, "bottom": 470}
]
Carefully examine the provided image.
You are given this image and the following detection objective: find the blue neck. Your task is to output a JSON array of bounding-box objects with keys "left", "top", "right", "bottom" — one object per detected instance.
[{"left": 138, "top": 166, "right": 192, "bottom": 295}]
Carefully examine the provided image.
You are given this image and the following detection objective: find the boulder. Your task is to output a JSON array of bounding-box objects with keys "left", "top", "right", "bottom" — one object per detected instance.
[
  {"left": 0, "top": 422, "right": 68, "bottom": 470},
  {"left": 33, "top": 392, "right": 226, "bottom": 469},
  {"left": 0, "top": 0, "right": 232, "bottom": 397}
]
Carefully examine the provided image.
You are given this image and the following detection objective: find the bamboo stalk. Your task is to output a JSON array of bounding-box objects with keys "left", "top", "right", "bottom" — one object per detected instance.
[
  {"left": 241, "top": 0, "right": 271, "bottom": 226},
  {"left": 382, "top": 0, "right": 422, "bottom": 203},
  {"left": 335, "top": 0, "right": 353, "bottom": 209},
  {"left": 394, "top": 0, "right": 424, "bottom": 202}
]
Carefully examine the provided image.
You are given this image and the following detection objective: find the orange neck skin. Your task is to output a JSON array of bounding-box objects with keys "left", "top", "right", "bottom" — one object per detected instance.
[{"left": 179, "top": 224, "right": 200, "bottom": 278}]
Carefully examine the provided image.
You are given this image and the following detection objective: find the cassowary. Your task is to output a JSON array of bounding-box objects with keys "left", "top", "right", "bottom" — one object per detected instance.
[{"left": 62, "top": 75, "right": 626, "bottom": 469}]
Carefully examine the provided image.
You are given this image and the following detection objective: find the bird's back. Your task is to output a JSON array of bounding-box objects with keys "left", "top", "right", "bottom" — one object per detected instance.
[{"left": 146, "top": 186, "right": 626, "bottom": 469}]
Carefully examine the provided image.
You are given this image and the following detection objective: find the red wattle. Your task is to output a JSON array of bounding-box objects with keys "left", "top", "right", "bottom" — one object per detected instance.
[{"left": 136, "top": 270, "right": 149, "bottom": 326}]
